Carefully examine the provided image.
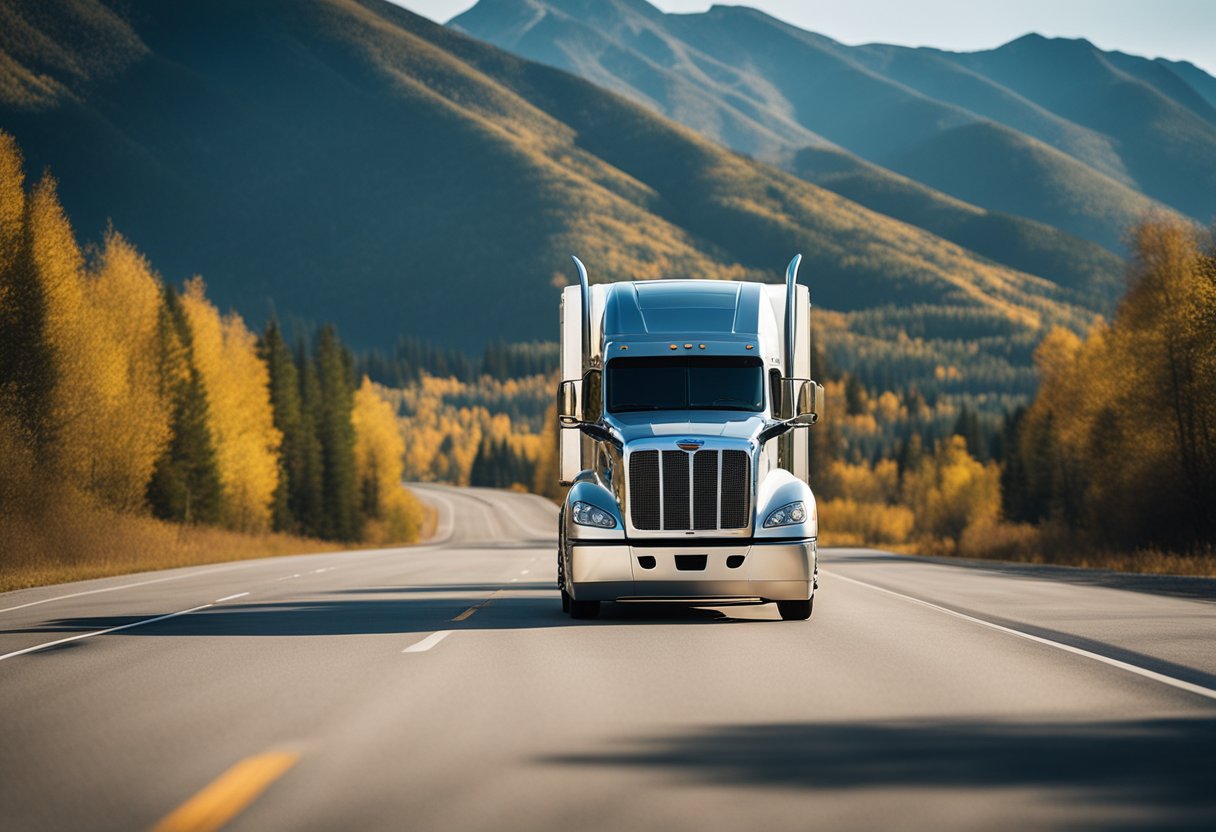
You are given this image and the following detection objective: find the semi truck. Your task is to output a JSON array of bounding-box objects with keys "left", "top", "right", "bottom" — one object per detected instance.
[{"left": 555, "top": 255, "right": 825, "bottom": 621}]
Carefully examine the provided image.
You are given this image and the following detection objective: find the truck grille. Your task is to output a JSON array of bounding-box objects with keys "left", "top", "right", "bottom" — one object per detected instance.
[{"left": 628, "top": 449, "right": 751, "bottom": 531}]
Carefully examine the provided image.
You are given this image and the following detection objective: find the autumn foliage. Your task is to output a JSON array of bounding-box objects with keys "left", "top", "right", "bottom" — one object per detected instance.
[
  {"left": 0, "top": 132, "right": 424, "bottom": 585},
  {"left": 1003, "top": 217, "right": 1216, "bottom": 551}
]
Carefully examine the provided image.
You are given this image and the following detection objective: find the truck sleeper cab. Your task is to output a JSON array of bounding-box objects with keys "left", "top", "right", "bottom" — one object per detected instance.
[{"left": 556, "top": 255, "right": 824, "bottom": 621}]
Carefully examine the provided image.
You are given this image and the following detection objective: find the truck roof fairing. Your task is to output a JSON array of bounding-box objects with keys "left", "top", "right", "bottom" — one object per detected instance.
[{"left": 602, "top": 280, "right": 764, "bottom": 341}]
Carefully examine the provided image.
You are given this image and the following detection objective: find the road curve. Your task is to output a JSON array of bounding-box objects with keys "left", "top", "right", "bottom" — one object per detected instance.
[{"left": 1, "top": 485, "right": 1214, "bottom": 831}]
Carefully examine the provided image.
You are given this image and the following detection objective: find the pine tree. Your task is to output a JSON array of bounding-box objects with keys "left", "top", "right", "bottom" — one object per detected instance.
[
  {"left": 844, "top": 374, "right": 866, "bottom": 415},
  {"left": 470, "top": 437, "right": 491, "bottom": 487},
  {"left": 952, "top": 404, "right": 985, "bottom": 461},
  {"left": 259, "top": 321, "right": 305, "bottom": 533},
  {"left": 295, "top": 343, "right": 326, "bottom": 538},
  {"left": 147, "top": 288, "right": 223, "bottom": 524},
  {"left": 314, "top": 326, "right": 361, "bottom": 541}
]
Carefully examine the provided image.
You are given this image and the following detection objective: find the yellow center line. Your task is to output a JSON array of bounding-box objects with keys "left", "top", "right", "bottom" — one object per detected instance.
[
  {"left": 451, "top": 589, "right": 505, "bottom": 622},
  {"left": 452, "top": 605, "right": 483, "bottom": 621},
  {"left": 150, "top": 750, "right": 299, "bottom": 832}
]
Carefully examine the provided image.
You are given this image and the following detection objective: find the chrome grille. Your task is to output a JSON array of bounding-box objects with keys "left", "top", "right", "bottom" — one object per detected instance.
[
  {"left": 720, "top": 450, "right": 750, "bottom": 529},
  {"left": 693, "top": 451, "right": 718, "bottom": 529},
  {"left": 628, "top": 452, "right": 660, "bottom": 530},
  {"left": 629, "top": 449, "right": 751, "bottom": 531},
  {"left": 661, "top": 451, "right": 690, "bottom": 530}
]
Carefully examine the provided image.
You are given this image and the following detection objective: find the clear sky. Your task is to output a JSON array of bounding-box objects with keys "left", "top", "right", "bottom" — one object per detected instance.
[{"left": 392, "top": 0, "right": 1216, "bottom": 75}]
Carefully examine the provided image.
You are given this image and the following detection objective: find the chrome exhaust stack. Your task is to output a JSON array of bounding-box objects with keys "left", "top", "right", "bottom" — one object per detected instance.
[
  {"left": 784, "top": 253, "right": 802, "bottom": 377},
  {"left": 572, "top": 255, "right": 591, "bottom": 374}
]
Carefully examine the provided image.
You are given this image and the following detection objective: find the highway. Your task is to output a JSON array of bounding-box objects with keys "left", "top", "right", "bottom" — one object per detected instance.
[{"left": 1, "top": 485, "right": 1214, "bottom": 831}]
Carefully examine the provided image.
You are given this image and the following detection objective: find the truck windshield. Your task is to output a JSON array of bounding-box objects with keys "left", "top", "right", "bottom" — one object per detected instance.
[{"left": 607, "top": 356, "right": 764, "bottom": 413}]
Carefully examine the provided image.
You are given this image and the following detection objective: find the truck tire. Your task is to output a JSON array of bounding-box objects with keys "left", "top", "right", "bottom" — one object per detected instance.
[
  {"left": 777, "top": 598, "right": 813, "bottom": 621},
  {"left": 569, "top": 599, "right": 600, "bottom": 620},
  {"left": 557, "top": 514, "right": 569, "bottom": 612}
]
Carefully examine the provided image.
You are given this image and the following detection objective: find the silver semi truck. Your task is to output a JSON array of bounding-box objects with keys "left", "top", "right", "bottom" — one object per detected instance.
[{"left": 556, "top": 255, "right": 825, "bottom": 621}]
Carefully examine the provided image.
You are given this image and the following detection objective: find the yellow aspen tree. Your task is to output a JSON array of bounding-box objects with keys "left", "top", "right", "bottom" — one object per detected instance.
[
  {"left": 352, "top": 376, "right": 422, "bottom": 543},
  {"left": 903, "top": 436, "right": 1000, "bottom": 544},
  {"left": 0, "top": 132, "right": 35, "bottom": 443},
  {"left": 0, "top": 132, "right": 22, "bottom": 277},
  {"left": 81, "top": 231, "right": 174, "bottom": 510},
  {"left": 26, "top": 175, "right": 118, "bottom": 494},
  {"left": 180, "top": 278, "right": 281, "bottom": 531},
  {"left": 0, "top": 132, "right": 40, "bottom": 511}
]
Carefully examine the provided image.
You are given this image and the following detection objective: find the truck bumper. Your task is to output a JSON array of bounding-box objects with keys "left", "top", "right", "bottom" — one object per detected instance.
[{"left": 568, "top": 540, "right": 816, "bottom": 603}]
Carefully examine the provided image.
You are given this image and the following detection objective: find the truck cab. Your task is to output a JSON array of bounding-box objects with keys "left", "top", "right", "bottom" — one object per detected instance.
[{"left": 555, "top": 256, "right": 824, "bottom": 620}]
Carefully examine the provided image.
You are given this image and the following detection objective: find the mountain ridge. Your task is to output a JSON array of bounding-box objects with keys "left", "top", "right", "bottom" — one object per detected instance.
[
  {"left": 0, "top": 0, "right": 1097, "bottom": 405},
  {"left": 454, "top": 0, "right": 1212, "bottom": 257}
]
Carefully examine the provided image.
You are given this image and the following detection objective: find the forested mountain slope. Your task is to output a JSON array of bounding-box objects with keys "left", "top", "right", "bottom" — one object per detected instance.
[
  {"left": 455, "top": 0, "right": 1212, "bottom": 258},
  {"left": 0, "top": 0, "right": 1088, "bottom": 366}
]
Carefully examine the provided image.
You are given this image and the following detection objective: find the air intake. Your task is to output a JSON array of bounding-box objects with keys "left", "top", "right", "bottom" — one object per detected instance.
[{"left": 628, "top": 449, "right": 751, "bottom": 531}]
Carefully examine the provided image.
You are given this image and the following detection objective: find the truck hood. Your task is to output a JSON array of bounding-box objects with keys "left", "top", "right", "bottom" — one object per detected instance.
[{"left": 606, "top": 411, "right": 767, "bottom": 444}]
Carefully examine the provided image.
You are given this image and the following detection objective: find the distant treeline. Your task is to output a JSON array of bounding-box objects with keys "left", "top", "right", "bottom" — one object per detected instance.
[
  {"left": 811, "top": 216, "right": 1216, "bottom": 560},
  {"left": 0, "top": 133, "right": 421, "bottom": 546},
  {"left": 357, "top": 338, "right": 558, "bottom": 386}
]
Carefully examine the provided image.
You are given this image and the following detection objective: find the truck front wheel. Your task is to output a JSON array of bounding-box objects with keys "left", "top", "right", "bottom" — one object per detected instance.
[
  {"left": 777, "top": 598, "right": 813, "bottom": 621},
  {"left": 557, "top": 514, "right": 569, "bottom": 612}
]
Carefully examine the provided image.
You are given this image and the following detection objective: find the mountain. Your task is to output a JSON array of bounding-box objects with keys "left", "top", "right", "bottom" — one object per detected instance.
[
  {"left": 791, "top": 146, "right": 1124, "bottom": 300},
  {"left": 0, "top": 0, "right": 1090, "bottom": 376},
  {"left": 454, "top": 0, "right": 1215, "bottom": 256}
]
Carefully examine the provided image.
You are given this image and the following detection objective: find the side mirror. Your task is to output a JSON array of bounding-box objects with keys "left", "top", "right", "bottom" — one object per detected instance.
[
  {"left": 557, "top": 379, "right": 582, "bottom": 426},
  {"left": 794, "top": 379, "right": 824, "bottom": 425},
  {"left": 778, "top": 378, "right": 823, "bottom": 425}
]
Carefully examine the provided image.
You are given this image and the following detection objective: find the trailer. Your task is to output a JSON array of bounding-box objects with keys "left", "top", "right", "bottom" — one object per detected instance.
[{"left": 555, "top": 256, "right": 824, "bottom": 620}]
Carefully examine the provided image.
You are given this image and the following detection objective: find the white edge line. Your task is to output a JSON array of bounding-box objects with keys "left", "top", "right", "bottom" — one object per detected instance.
[
  {"left": 402, "top": 630, "right": 452, "bottom": 653},
  {"left": 1, "top": 542, "right": 446, "bottom": 617},
  {"left": 0, "top": 563, "right": 260, "bottom": 614},
  {"left": 215, "top": 593, "right": 249, "bottom": 603},
  {"left": 0, "top": 603, "right": 214, "bottom": 663},
  {"left": 824, "top": 570, "right": 1216, "bottom": 703}
]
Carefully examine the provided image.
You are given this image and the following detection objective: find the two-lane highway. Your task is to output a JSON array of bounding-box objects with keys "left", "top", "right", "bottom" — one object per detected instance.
[{"left": 1, "top": 486, "right": 1214, "bottom": 831}]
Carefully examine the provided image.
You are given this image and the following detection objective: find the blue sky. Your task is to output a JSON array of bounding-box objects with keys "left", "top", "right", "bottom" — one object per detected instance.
[{"left": 391, "top": 0, "right": 1216, "bottom": 74}]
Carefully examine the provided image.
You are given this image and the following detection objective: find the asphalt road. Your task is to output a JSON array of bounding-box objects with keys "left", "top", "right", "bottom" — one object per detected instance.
[{"left": 2, "top": 485, "right": 1214, "bottom": 832}]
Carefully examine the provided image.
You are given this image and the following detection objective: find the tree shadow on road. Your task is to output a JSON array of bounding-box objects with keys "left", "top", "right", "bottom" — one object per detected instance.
[
  {"left": 9, "top": 589, "right": 777, "bottom": 639},
  {"left": 541, "top": 717, "right": 1216, "bottom": 830}
]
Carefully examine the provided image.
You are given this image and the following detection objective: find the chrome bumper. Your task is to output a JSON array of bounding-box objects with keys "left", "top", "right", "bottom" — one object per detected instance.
[{"left": 568, "top": 540, "right": 816, "bottom": 603}]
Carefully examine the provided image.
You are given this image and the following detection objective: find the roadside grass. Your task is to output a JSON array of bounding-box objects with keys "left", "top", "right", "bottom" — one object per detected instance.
[
  {"left": 822, "top": 519, "right": 1216, "bottom": 578},
  {"left": 953, "top": 522, "right": 1216, "bottom": 577},
  {"left": 0, "top": 490, "right": 438, "bottom": 594}
]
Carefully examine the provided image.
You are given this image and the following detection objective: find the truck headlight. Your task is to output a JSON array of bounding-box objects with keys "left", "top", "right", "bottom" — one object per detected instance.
[
  {"left": 572, "top": 501, "right": 617, "bottom": 529},
  {"left": 763, "top": 501, "right": 807, "bottom": 528}
]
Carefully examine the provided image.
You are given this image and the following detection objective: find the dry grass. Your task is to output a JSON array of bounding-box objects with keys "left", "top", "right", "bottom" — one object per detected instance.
[
  {"left": 868, "top": 521, "right": 1216, "bottom": 578},
  {"left": 1, "top": 507, "right": 337, "bottom": 593},
  {"left": 819, "top": 494, "right": 1216, "bottom": 577},
  {"left": 956, "top": 521, "right": 1216, "bottom": 577},
  {"left": 0, "top": 488, "right": 439, "bottom": 593}
]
